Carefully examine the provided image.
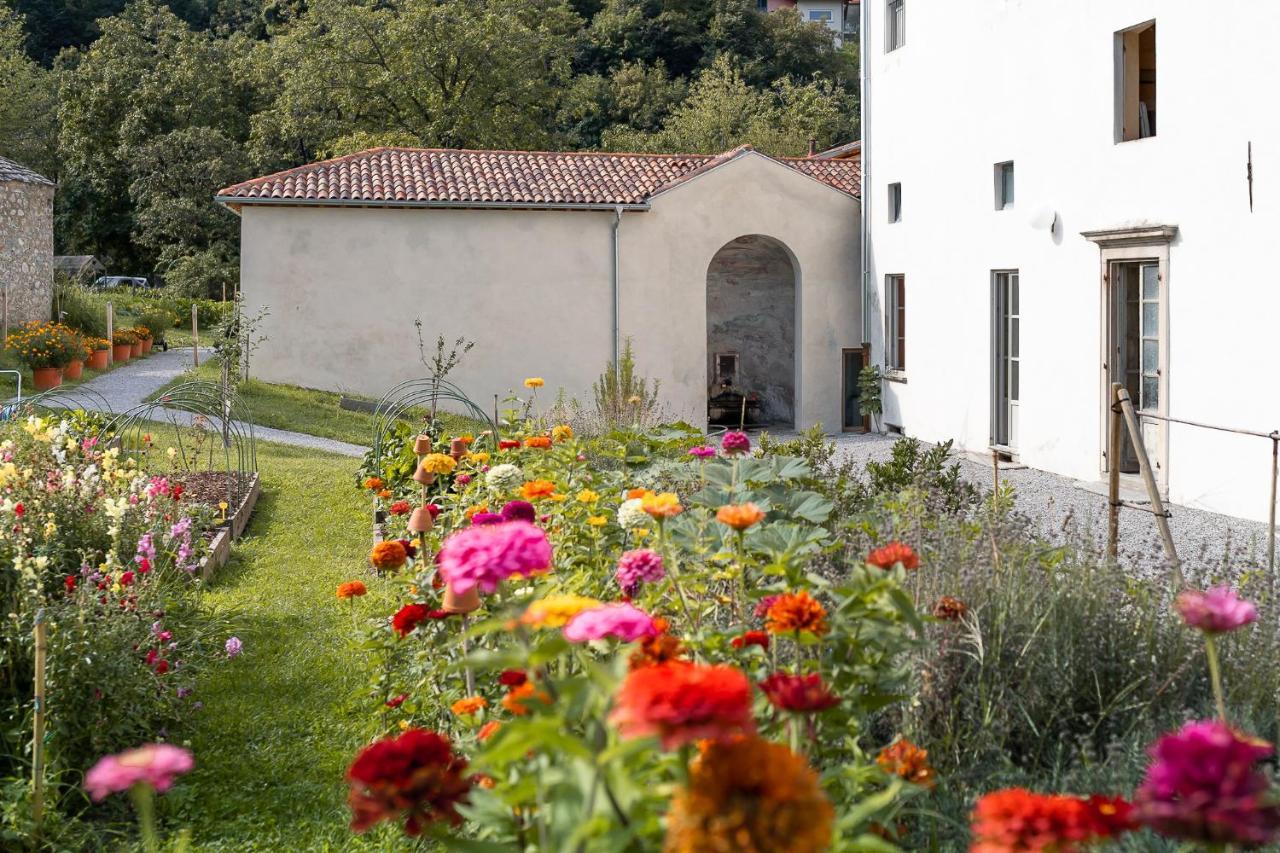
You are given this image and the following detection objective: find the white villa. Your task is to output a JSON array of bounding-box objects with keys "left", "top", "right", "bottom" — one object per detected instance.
[{"left": 861, "top": 0, "right": 1280, "bottom": 522}]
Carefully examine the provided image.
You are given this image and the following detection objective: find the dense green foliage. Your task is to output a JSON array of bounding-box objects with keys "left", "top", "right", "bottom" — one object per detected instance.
[{"left": 0, "top": 0, "right": 857, "bottom": 298}]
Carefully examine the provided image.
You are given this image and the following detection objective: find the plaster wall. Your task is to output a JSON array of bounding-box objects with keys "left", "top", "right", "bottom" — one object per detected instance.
[{"left": 864, "top": 0, "right": 1280, "bottom": 521}]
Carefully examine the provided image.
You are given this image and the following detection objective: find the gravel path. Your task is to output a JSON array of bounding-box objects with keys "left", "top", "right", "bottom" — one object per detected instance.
[
  {"left": 43, "top": 347, "right": 369, "bottom": 458},
  {"left": 826, "top": 432, "right": 1270, "bottom": 583}
]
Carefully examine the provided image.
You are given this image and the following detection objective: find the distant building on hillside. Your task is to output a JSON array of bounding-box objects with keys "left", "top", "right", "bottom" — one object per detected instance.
[
  {"left": 861, "top": 0, "right": 1280, "bottom": 523},
  {"left": 0, "top": 155, "right": 55, "bottom": 325},
  {"left": 54, "top": 255, "right": 106, "bottom": 283},
  {"left": 764, "top": 0, "right": 858, "bottom": 46}
]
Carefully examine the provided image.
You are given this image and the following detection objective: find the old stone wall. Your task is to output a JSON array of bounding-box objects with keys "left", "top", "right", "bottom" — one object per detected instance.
[
  {"left": 0, "top": 180, "right": 55, "bottom": 325},
  {"left": 706, "top": 235, "right": 796, "bottom": 424}
]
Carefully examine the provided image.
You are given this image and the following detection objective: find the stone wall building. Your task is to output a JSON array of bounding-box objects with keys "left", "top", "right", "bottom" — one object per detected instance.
[{"left": 0, "top": 156, "right": 55, "bottom": 325}]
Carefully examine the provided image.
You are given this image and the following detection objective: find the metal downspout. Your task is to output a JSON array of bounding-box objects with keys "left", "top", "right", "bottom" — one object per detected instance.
[
  {"left": 612, "top": 207, "right": 623, "bottom": 369},
  {"left": 859, "top": 0, "right": 871, "bottom": 345}
]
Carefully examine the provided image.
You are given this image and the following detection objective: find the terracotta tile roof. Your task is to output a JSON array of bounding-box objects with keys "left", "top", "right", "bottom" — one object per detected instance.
[
  {"left": 216, "top": 146, "right": 860, "bottom": 209},
  {"left": 0, "top": 155, "right": 53, "bottom": 186}
]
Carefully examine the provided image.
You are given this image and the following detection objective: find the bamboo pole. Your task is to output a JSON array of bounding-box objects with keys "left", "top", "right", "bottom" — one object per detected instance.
[
  {"left": 106, "top": 302, "right": 114, "bottom": 365},
  {"left": 1268, "top": 432, "right": 1277, "bottom": 580},
  {"left": 1106, "top": 383, "right": 1123, "bottom": 561},
  {"left": 1115, "top": 387, "right": 1182, "bottom": 586},
  {"left": 2, "top": 287, "right": 8, "bottom": 346},
  {"left": 192, "top": 305, "right": 199, "bottom": 368},
  {"left": 32, "top": 612, "right": 48, "bottom": 834}
]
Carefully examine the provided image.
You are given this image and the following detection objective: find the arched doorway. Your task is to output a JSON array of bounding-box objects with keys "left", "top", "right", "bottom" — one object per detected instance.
[{"left": 706, "top": 235, "right": 797, "bottom": 428}]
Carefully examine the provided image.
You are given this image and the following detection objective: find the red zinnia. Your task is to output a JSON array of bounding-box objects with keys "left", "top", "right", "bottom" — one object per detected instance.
[
  {"left": 498, "top": 669, "right": 528, "bottom": 687},
  {"left": 389, "top": 500, "right": 412, "bottom": 516},
  {"left": 392, "top": 604, "right": 431, "bottom": 638},
  {"left": 119, "top": 571, "right": 135, "bottom": 586},
  {"left": 731, "top": 630, "right": 770, "bottom": 651},
  {"left": 346, "top": 728, "right": 471, "bottom": 836},
  {"left": 867, "top": 541, "right": 920, "bottom": 571},
  {"left": 759, "top": 672, "right": 839, "bottom": 713},
  {"left": 385, "top": 693, "right": 408, "bottom": 709},
  {"left": 971, "top": 788, "right": 1135, "bottom": 852},
  {"left": 498, "top": 440, "right": 521, "bottom": 450},
  {"left": 64, "top": 575, "right": 76, "bottom": 592},
  {"left": 610, "top": 662, "right": 754, "bottom": 750}
]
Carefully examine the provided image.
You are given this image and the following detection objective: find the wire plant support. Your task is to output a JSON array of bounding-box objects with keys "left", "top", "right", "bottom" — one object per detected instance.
[{"left": 370, "top": 377, "right": 501, "bottom": 459}]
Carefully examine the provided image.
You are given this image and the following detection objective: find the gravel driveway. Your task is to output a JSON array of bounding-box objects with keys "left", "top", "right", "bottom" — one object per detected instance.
[{"left": 825, "top": 432, "right": 1271, "bottom": 584}]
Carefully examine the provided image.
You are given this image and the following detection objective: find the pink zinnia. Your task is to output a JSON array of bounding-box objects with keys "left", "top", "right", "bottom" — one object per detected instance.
[
  {"left": 615, "top": 548, "right": 665, "bottom": 596},
  {"left": 438, "top": 521, "right": 552, "bottom": 595},
  {"left": 563, "top": 603, "right": 657, "bottom": 643},
  {"left": 688, "top": 445, "right": 716, "bottom": 459},
  {"left": 721, "top": 431, "right": 751, "bottom": 455},
  {"left": 85, "top": 743, "right": 194, "bottom": 801},
  {"left": 1134, "top": 720, "right": 1280, "bottom": 846},
  {"left": 753, "top": 594, "right": 780, "bottom": 619},
  {"left": 1175, "top": 587, "right": 1258, "bottom": 634}
]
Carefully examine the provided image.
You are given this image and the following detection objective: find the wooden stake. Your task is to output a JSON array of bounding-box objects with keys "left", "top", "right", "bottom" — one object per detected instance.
[
  {"left": 2, "top": 287, "right": 8, "bottom": 346},
  {"left": 106, "top": 302, "right": 114, "bottom": 365},
  {"left": 1268, "top": 432, "right": 1278, "bottom": 581},
  {"left": 991, "top": 448, "right": 1000, "bottom": 493},
  {"left": 1106, "top": 383, "right": 1123, "bottom": 561},
  {"left": 1115, "top": 387, "right": 1182, "bottom": 586},
  {"left": 192, "top": 305, "right": 199, "bottom": 368},
  {"left": 32, "top": 613, "right": 47, "bottom": 834}
]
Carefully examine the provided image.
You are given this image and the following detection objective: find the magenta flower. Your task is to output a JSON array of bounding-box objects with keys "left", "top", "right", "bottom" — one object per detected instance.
[
  {"left": 438, "top": 521, "right": 553, "bottom": 595},
  {"left": 1175, "top": 587, "right": 1258, "bottom": 634},
  {"left": 563, "top": 603, "right": 657, "bottom": 643},
  {"left": 753, "top": 594, "right": 781, "bottom": 619},
  {"left": 84, "top": 744, "right": 194, "bottom": 801},
  {"left": 225, "top": 636, "right": 242, "bottom": 658},
  {"left": 615, "top": 548, "right": 665, "bottom": 597},
  {"left": 688, "top": 445, "right": 716, "bottom": 459},
  {"left": 721, "top": 431, "right": 751, "bottom": 455},
  {"left": 469, "top": 512, "right": 503, "bottom": 526},
  {"left": 1134, "top": 720, "right": 1280, "bottom": 846},
  {"left": 500, "top": 500, "right": 536, "bottom": 523}
]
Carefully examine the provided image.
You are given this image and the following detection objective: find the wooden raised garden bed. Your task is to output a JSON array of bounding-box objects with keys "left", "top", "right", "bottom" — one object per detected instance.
[{"left": 181, "top": 470, "right": 262, "bottom": 580}]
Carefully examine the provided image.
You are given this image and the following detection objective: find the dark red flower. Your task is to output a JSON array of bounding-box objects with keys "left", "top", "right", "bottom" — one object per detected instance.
[
  {"left": 753, "top": 595, "right": 780, "bottom": 620},
  {"left": 732, "top": 630, "right": 770, "bottom": 651},
  {"left": 119, "top": 571, "right": 135, "bottom": 586},
  {"left": 385, "top": 693, "right": 408, "bottom": 709},
  {"left": 64, "top": 575, "right": 76, "bottom": 592},
  {"left": 14, "top": 502, "right": 23, "bottom": 517},
  {"left": 758, "top": 672, "right": 840, "bottom": 713},
  {"left": 425, "top": 504, "right": 442, "bottom": 519},
  {"left": 498, "top": 440, "right": 521, "bottom": 450},
  {"left": 397, "top": 539, "right": 418, "bottom": 559},
  {"left": 137, "top": 558, "right": 152, "bottom": 574},
  {"left": 154, "top": 660, "right": 169, "bottom": 675},
  {"left": 389, "top": 500, "right": 412, "bottom": 516},
  {"left": 172, "top": 484, "right": 184, "bottom": 501},
  {"left": 498, "top": 669, "right": 528, "bottom": 687},
  {"left": 145, "top": 648, "right": 158, "bottom": 666},
  {"left": 346, "top": 728, "right": 471, "bottom": 836},
  {"left": 392, "top": 604, "right": 431, "bottom": 638},
  {"left": 867, "top": 541, "right": 920, "bottom": 571}
]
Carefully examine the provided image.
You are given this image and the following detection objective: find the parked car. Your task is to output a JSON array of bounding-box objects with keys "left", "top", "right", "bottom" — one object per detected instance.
[{"left": 92, "top": 276, "right": 156, "bottom": 290}]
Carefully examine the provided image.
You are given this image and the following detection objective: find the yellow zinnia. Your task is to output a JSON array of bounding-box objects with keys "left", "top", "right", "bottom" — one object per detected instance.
[
  {"left": 420, "top": 453, "right": 457, "bottom": 475},
  {"left": 523, "top": 377, "right": 545, "bottom": 389},
  {"left": 521, "top": 594, "right": 601, "bottom": 628},
  {"left": 641, "top": 492, "right": 683, "bottom": 518},
  {"left": 587, "top": 515, "right": 608, "bottom": 527},
  {"left": 576, "top": 489, "right": 600, "bottom": 503},
  {"left": 551, "top": 424, "right": 573, "bottom": 441}
]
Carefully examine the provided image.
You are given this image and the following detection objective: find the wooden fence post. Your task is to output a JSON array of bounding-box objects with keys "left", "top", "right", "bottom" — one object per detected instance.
[
  {"left": 2, "top": 287, "right": 8, "bottom": 346},
  {"left": 192, "top": 305, "right": 199, "bottom": 368},
  {"left": 1115, "top": 386, "right": 1182, "bottom": 587},
  {"left": 1269, "top": 432, "right": 1278, "bottom": 581},
  {"left": 1106, "top": 383, "right": 1123, "bottom": 561},
  {"left": 106, "top": 302, "right": 114, "bottom": 365},
  {"left": 32, "top": 612, "right": 48, "bottom": 834}
]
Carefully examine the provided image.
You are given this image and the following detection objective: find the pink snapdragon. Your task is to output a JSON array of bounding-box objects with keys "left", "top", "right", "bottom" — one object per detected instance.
[
  {"left": 1134, "top": 720, "right": 1280, "bottom": 846},
  {"left": 84, "top": 744, "right": 194, "bottom": 801},
  {"left": 563, "top": 602, "right": 657, "bottom": 643},
  {"left": 438, "top": 521, "right": 553, "bottom": 595},
  {"left": 1175, "top": 587, "right": 1258, "bottom": 634}
]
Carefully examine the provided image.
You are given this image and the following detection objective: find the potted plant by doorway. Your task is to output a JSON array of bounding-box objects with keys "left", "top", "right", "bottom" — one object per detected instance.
[
  {"left": 5, "top": 321, "right": 76, "bottom": 391},
  {"left": 87, "top": 337, "right": 111, "bottom": 370},
  {"left": 112, "top": 329, "right": 138, "bottom": 363}
]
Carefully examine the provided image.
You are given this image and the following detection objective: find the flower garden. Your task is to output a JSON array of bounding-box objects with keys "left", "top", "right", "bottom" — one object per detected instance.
[{"left": 6, "top": 379, "right": 1280, "bottom": 851}]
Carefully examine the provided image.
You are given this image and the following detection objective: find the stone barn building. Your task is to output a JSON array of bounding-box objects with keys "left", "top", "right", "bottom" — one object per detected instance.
[
  {"left": 0, "top": 156, "right": 55, "bottom": 325},
  {"left": 218, "top": 146, "right": 864, "bottom": 431}
]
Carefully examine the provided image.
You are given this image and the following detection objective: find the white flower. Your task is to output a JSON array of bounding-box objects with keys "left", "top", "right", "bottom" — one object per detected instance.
[
  {"left": 485, "top": 463, "right": 524, "bottom": 493},
  {"left": 617, "top": 498, "right": 649, "bottom": 529}
]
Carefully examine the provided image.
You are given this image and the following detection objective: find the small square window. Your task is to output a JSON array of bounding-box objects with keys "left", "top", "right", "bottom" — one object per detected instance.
[
  {"left": 809, "top": 10, "right": 833, "bottom": 22},
  {"left": 995, "top": 161, "right": 1014, "bottom": 209},
  {"left": 887, "top": 182, "right": 902, "bottom": 222},
  {"left": 886, "top": 0, "right": 905, "bottom": 51}
]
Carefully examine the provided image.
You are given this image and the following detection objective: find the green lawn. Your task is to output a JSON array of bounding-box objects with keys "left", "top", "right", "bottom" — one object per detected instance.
[{"left": 167, "top": 441, "right": 403, "bottom": 850}]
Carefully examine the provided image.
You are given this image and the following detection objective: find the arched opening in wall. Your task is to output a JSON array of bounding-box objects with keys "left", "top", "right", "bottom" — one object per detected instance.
[{"left": 706, "top": 235, "right": 796, "bottom": 428}]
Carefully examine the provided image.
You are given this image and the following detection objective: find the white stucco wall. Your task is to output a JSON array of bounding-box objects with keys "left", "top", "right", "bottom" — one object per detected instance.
[
  {"left": 864, "top": 1, "right": 1280, "bottom": 521},
  {"left": 237, "top": 152, "right": 861, "bottom": 432}
]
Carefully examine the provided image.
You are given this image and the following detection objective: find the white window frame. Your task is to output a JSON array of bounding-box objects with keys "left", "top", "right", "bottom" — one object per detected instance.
[
  {"left": 885, "top": 0, "right": 905, "bottom": 51},
  {"left": 885, "top": 274, "right": 906, "bottom": 374}
]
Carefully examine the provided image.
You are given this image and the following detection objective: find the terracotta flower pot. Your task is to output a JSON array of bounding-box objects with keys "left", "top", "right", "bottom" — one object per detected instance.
[
  {"left": 407, "top": 506, "right": 435, "bottom": 533},
  {"left": 413, "top": 435, "right": 434, "bottom": 454},
  {"left": 443, "top": 583, "right": 481, "bottom": 614},
  {"left": 449, "top": 438, "right": 468, "bottom": 459},
  {"left": 88, "top": 349, "right": 110, "bottom": 370},
  {"left": 129, "top": 341, "right": 143, "bottom": 358},
  {"left": 113, "top": 344, "right": 131, "bottom": 362},
  {"left": 32, "top": 367, "right": 62, "bottom": 391},
  {"left": 141, "top": 337, "right": 153, "bottom": 354},
  {"left": 412, "top": 467, "right": 437, "bottom": 486},
  {"left": 63, "top": 359, "right": 84, "bottom": 380}
]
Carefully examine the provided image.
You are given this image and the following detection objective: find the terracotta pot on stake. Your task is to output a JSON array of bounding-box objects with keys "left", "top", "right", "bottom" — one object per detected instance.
[
  {"left": 413, "top": 435, "right": 433, "bottom": 455},
  {"left": 407, "top": 506, "right": 434, "bottom": 533},
  {"left": 412, "top": 466, "right": 436, "bottom": 486},
  {"left": 442, "top": 583, "right": 481, "bottom": 614},
  {"left": 449, "top": 438, "right": 468, "bottom": 460}
]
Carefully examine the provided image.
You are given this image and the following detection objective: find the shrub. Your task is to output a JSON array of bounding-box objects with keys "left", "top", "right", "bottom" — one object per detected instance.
[
  {"left": 5, "top": 321, "right": 80, "bottom": 369},
  {"left": 53, "top": 282, "right": 109, "bottom": 337}
]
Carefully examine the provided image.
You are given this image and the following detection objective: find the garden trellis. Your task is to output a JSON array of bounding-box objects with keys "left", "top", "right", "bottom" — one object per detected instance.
[{"left": 369, "top": 376, "right": 500, "bottom": 461}]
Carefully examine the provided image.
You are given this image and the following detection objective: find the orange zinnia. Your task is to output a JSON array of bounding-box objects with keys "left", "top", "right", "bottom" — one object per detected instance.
[
  {"left": 519, "top": 479, "right": 556, "bottom": 500},
  {"left": 337, "top": 581, "right": 368, "bottom": 599},
  {"left": 501, "top": 682, "right": 549, "bottom": 716},
  {"left": 370, "top": 540, "right": 409, "bottom": 571},
  {"left": 524, "top": 436, "right": 552, "bottom": 449},
  {"left": 627, "top": 487, "right": 655, "bottom": 500},
  {"left": 876, "top": 738, "right": 936, "bottom": 789},
  {"left": 715, "top": 502, "right": 766, "bottom": 531},
  {"left": 610, "top": 662, "right": 754, "bottom": 750},
  {"left": 363, "top": 476, "right": 384, "bottom": 491},
  {"left": 641, "top": 492, "right": 683, "bottom": 518},
  {"left": 450, "top": 696, "right": 488, "bottom": 716},
  {"left": 477, "top": 721, "right": 502, "bottom": 741},
  {"left": 867, "top": 541, "right": 920, "bottom": 571},
  {"left": 377, "top": 489, "right": 393, "bottom": 500},
  {"left": 765, "top": 591, "right": 829, "bottom": 637},
  {"left": 629, "top": 617, "right": 685, "bottom": 670}
]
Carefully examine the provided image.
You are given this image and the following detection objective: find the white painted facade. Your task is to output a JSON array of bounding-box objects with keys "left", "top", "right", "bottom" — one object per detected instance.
[{"left": 862, "top": 0, "right": 1280, "bottom": 522}]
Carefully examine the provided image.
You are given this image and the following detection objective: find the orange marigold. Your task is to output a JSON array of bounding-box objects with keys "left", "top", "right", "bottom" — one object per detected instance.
[
  {"left": 610, "top": 662, "right": 754, "bottom": 750},
  {"left": 627, "top": 487, "right": 655, "bottom": 500},
  {"left": 641, "top": 492, "right": 683, "bottom": 518},
  {"left": 664, "top": 735, "right": 833, "bottom": 853},
  {"left": 766, "top": 591, "right": 829, "bottom": 637},
  {"left": 477, "top": 721, "right": 502, "bottom": 741},
  {"left": 629, "top": 617, "right": 685, "bottom": 670},
  {"left": 524, "top": 436, "right": 552, "bottom": 449},
  {"left": 337, "top": 581, "right": 368, "bottom": 599},
  {"left": 520, "top": 479, "right": 557, "bottom": 500},
  {"left": 876, "top": 738, "right": 936, "bottom": 789},
  {"left": 370, "top": 540, "right": 409, "bottom": 571},
  {"left": 867, "top": 540, "right": 921, "bottom": 571},
  {"left": 501, "top": 682, "right": 549, "bottom": 716},
  {"left": 450, "top": 696, "right": 488, "bottom": 716},
  {"left": 933, "top": 595, "right": 968, "bottom": 621},
  {"left": 377, "top": 489, "right": 393, "bottom": 499},
  {"left": 363, "top": 477, "right": 385, "bottom": 491},
  {"left": 463, "top": 504, "right": 489, "bottom": 520},
  {"left": 715, "top": 502, "right": 766, "bottom": 531}
]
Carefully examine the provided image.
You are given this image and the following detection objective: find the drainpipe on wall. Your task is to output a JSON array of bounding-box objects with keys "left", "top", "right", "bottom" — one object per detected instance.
[
  {"left": 612, "top": 207, "right": 623, "bottom": 370},
  {"left": 859, "top": 0, "right": 871, "bottom": 347}
]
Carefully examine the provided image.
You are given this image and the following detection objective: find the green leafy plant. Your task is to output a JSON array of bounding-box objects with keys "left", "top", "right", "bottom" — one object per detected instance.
[{"left": 591, "top": 338, "right": 663, "bottom": 431}]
